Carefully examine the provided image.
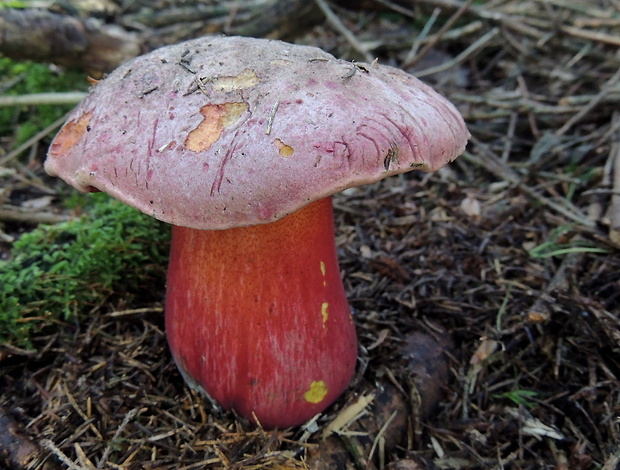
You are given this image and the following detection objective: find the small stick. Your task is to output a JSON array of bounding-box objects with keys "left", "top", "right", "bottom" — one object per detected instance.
[
  {"left": 313, "top": 0, "right": 373, "bottom": 63},
  {"left": 42, "top": 440, "right": 90, "bottom": 470},
  {"left": 526, "top": 248, "right": 584, "bottom": 323},
  {"left": 414, "top": 27, "right": 499, "bottom": 78},
  {"left": 403, "top": 7, "right": 441, "bottom": 68},
  {"left": 97, "top": 408, "right": 140, "bottom": 468},
  {"left": 601, "top": 448, "right": 620, "bottom": 470},
  {"left": 608, "top": 112, "right": 620, "bottom": 243},
  {"left": 367, "top": 410, "right": 398, "bottom": 466},
  {"left": 463, "top": 136, "right": 597, "bottom": 228},
  {"left": 0, "top": 406, "right": 42, "bottom": 470},
  {"left": 321, "top": 394, "right": 375, "bottom": 439},
  {"left": 0, "top": 92, "right": 85, "bottom": 107},
  {"left": 556, "top": 67, "right": 620, "bottom": 136},
  {"left": 0, "top": 114, "right": 68, "bottom": 166},
  {"left": 265, "top": 99, "right": 280, "bottom": 135},
  {"left": 501, "top": 112, "right": 518, "bottom": 162},
  {"left": 372, "top": 0, "right": 416, "bottom": 18},
  {"left": 0, "top": 205, "right": 71, "bottom": 225},
  {"left": 561, "top": 25, "right": 620, "bottom": 47},
  {"left": 405, "top": 0, "right": 474, "bottom": 69},
  {"left": 106, "top": 307, "right": 164, "bottom": 318}
]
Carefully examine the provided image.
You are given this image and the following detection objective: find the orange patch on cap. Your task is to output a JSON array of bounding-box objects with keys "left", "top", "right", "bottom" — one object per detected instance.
[
  {"left": 49, "top": 111, "right": 93, "bottom": 157},
  {"left": 185, "top": 102, "right": 248, "bottom": 152},
  {"left": 273, "top": 138, "right": 294, "bottom": 157}
]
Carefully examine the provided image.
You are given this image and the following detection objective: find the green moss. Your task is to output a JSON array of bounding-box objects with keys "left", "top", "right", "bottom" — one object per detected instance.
[
  {"left": 0, "top": 194, "right": 170, "bottom": 347},
  {"left": 0, "top": 57, "right": 88, "bottom": 143},
  {"left": 0, "top": 2, "right": 29, "bottom": 8}
]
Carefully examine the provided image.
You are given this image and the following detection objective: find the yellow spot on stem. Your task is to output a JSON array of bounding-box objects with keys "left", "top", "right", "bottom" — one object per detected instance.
[
  {"left": 321, "top": 302, "right": 329, "bottom": 324},
  {"left": 273, "top": 138, "right": 294, "bottom": 157},
  {"left": 304, "top": 380, "right": 328, "bottom": 404},
  {"left": 211, "top": 69, "right": 259, "bottom": 92},
  {"left": 185, "top": 102, "right": 247, "bottom": 152},
  {"left": 320, "top": 260, "right": 327, "bottom": 286}
]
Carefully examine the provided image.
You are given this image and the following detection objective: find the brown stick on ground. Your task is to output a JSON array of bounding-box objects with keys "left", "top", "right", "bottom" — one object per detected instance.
[
  {"left": 0, "top": 406, "right": 51, "bottom": 470},
  {"left": 0, "top": 9, "right": 142, "bottom": 77}
]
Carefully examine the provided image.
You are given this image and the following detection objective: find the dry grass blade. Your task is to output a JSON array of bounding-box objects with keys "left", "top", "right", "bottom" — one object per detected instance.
[
  {"left": 556, "top": 66, "right": 620, "bottom": 136},
  {"left": 0, "top": 114, "right": 69, "bottom": 166},
  {"left": 414, "top": 27, "right": 499, "bottom": 78},
  {"left": 321, "top": 394, "right": 375, "bottom": 439},
  {"left": 462, "top": 142, "right": 597, "bottom": 229},
  {"left": 404, "top": 0, "right": 474, "bottom": 69},
  {"left": 313, "top": 0, "right": 374, "bottom": 62},
  {"left": 0, "top": 92, "right": 86, "bottom": 108},
  {"left": 607, "top": 112, "right": 620, "bottom": 242}
]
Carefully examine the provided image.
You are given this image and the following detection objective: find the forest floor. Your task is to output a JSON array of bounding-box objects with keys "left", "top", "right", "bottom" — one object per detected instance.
[{"left": 1, "top": 1, "right": 619, "bottom": 469}]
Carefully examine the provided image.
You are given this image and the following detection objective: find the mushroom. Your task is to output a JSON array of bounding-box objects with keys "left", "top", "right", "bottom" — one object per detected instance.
[{"left": 45, "top": 36, "right": 469, "bottom": 428}]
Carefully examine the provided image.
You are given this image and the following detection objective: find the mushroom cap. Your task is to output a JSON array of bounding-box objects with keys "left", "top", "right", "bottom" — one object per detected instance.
[{"left": 45, "top": 36, "right": 469, "bottom": 230}]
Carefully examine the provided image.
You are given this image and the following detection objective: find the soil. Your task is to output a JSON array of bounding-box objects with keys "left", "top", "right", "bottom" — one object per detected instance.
[{"left": 1, "top": 1, "right": 619, "bottom": 469}]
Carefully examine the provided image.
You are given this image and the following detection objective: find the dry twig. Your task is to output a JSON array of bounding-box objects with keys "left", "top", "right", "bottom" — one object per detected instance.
[{"left": 313, "top": 0, "right": 374, "bottom": 62}]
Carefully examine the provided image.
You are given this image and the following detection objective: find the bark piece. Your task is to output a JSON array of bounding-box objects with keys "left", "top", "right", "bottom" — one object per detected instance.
[
  {"left": 0, "top": 9, "right": 141, "bottom": 76},
  {"left": 0, "top": 406, "right": 41, "bottom": 470}
]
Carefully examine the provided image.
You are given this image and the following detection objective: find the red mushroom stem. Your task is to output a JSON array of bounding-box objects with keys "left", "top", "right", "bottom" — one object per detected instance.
[{"left": 165, "top": 196, "right": 357, "bottom": 428}]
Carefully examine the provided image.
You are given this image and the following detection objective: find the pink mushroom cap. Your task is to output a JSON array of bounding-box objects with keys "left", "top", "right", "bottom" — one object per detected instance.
[{"left": 45, "top": 36, "right": 469, "bottom": 230}]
